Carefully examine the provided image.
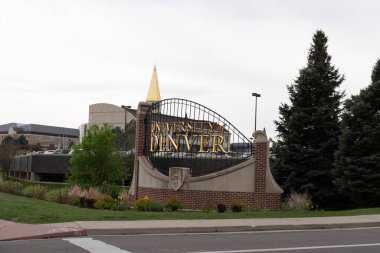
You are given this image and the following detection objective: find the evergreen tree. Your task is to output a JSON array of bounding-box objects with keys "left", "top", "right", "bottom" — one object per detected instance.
[
  {"left": 2, "top": 136, "right": 15, "bottom": 145},
  {"left": 334, "top": 59, "right": 380, "bottom": 207},
  {"left": 112, "top": 120, "right": 136, "bottom": 151},
  {"left": 271, "top": 30, "right": 344, "bottom": 207},
  {"left": 0, "top": 143, "right": 17, "bottom": 178},
  {"left": 17, "top": 135, "right": 29, "bottom": 145}
]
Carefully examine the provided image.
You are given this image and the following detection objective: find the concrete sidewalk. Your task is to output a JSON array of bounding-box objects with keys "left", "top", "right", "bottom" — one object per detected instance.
[
  {"left": 0, "top": 220, "right": 86, "bottom": 241},
  {"left": 1, "top": 215, "right": 380, "bottom": 241}
]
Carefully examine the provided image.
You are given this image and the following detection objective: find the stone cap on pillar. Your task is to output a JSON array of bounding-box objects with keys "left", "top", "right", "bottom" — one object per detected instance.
[
  {"left": 138, "top": 101, "right": 154, "bottom": 112},
  {"left": 253, "top": 130, "right": 268, "bottom": 143}
]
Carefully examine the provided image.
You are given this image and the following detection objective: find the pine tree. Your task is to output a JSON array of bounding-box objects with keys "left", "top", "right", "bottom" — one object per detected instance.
[
  {"left": 334, "top": 59, "right": 380, "bottom": 207},
  {"left": 271, "top": 30, "right": 344, "bottom": 207}
]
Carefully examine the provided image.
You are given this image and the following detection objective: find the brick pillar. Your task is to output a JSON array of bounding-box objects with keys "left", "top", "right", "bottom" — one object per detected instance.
[
  {"left": 254, "top": 136, "right": 268, "bottom": 193},
  {"left": 132, "top": 102, "right": 152, "bottom": 201},
  {"left": 254, "top": 130, "right": 270, "bottom": 208}
]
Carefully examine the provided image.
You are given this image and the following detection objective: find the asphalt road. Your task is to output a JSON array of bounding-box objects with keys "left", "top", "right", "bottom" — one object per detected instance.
[{"left": 1, "top": 227, "right": 380, "bottom": 253}]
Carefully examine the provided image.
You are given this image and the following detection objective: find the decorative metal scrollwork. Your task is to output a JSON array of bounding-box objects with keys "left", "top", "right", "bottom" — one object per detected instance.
[{"left": 145, "top": 98, "right": 253, "bottom": 176}]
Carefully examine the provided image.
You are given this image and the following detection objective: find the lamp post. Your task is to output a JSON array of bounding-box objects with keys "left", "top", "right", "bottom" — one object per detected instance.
[
  {"left": 252, "top": 93, "right": 261, "bottom": 131},
  {"left": 121, "top": 105, "right": 131, "bottom": 130}
]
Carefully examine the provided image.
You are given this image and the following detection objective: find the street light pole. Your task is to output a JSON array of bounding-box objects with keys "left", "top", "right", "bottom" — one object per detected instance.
[{"left": 252, "top": 93, "right": 261, "bottom": 131}]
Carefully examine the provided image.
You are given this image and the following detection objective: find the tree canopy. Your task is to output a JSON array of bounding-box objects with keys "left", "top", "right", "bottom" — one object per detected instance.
[
  {"left": 334, "top": 59, "right": 380, "bottom": 207},
  {"left": 271, "top": 30, "right": 345, "bottom": 208},
  {"left": 69, "top": 124, "right": 125, "bottom": 187},
  {"left": 0, "top": 143, "right": 17, "bottom": 178},
  {"left": 113, "top": 120, "right": 136, "bottom": 151}
]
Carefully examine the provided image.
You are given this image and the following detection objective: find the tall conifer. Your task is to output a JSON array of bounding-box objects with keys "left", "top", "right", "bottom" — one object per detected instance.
[
  {"left": 334, "top": 59, "right": 380, "bottom": 207},
  {"left": 271, "top": 30, "right": 344, "bottom": 207}
]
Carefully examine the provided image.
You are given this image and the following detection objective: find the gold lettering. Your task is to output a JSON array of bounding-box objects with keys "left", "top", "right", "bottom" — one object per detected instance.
[
  {"left": 168, "top": 122, "right": 175, "bottom": 133},
  {"left": 159, "top": 135, "right": 165, "bottom": 151},
  {"left": 192, "top": 121, "right": 197, "bottom": 132},
  {"left": 154, "top": 122, "right": 160, "bottom": 132},
  {"left": 162, "top": 122, "right": 168, "bottom": 133},
  {"left": 207, "top": 122, "right": 214, "bottom": 133},
  {"left": 198, "top": 134, "right": 210, "bottom": 153},
  {"left": 151, "top": 123, "right": 156, "bottom": 133},
  {"left": 177, "top": 122, "right": 185, "bottom": 132},
  {"left": 167, "top": 134, "right": 178, "bottom": 152},
  {"left": 217, "top": 123, "right": 226, "bottom": 133},
  {"left": 198, "top": 122, "right": 204, "bottom": 133},
  {"left": 150, "top": 135, "right": 159, "bottom": 151},
  {"left": 211, "top": 135, "right": 227, "bottom": 153},
  {"left": 177, "top": 133, "right": 198, "bottom": 152},
  {"left": 186, "top": 122, "right": 193, "bottom": 132}
]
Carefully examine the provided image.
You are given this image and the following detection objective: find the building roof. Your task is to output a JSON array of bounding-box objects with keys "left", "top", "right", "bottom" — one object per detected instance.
[
  {"left": 146, "top": 65, "right": 161, "bottom": 102},
  {"left": 0, "top": 123, "right": 22, "bottom": 133},
  {"left": 0, "top": 123, "right": 79, "bottom": 137}
]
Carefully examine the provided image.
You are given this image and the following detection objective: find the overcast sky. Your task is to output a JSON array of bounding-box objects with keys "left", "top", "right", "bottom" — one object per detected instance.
[{"left": 0, "top": 0, "right": 379, "bottom": 139}]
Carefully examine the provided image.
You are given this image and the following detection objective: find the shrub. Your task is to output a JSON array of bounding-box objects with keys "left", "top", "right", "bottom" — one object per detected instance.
[
  {"left": 48, "top": 188, "right": 62, "bottom": 203},
  {"left": 88, "top": 187, "right": 102, "bottom": 199},
  {"left": 45, "top": 188, "right": 70, "bottom": 203},
  {"left": 282, "top": 192, "right": 312, "bottom": 211},
  {"left": 112, "top": 202, "right": 130, "bottom": 211},
  {"left": 217, "top": 203, "right": 226, "bottom": 213},
  {"left": 80, "top": 197, "right": 96, "bottom": 208},
  {"left": 68, "top": 185, "right": 82, "bottom": 198},
  {"left": 143, "top": 202, "right": 164, "bottom": 212},
  {"left": 165, "top": 198, "right": 182, "bottom": 211},
  {"left": 135, "top": 197, "right": 152, "bottom": 211},
  {"left": 100, "top": 184, "right": 121, "bottom": 199},
  {"left": 231, "top": 200, "right": 244, "bottom": 212},
  {"left": 135, "top": 197, "right": 163, "bottom": 212},
  {"left": 94, "top": 195, "right": 115, "bottom": 209},
  {"left": 23, "top": 185, "right": 47, "bottom": 200},
  {"left": 0, "top": 180, "right": 23, "bottom": 194},
  {"left": 68, "top": 185, "right": 82, "bottom": 206}
]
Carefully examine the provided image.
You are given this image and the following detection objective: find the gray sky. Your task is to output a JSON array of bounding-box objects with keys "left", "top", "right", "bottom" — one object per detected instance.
[{"left": 0, "top": 0, "right": 379, "bottom": 139}]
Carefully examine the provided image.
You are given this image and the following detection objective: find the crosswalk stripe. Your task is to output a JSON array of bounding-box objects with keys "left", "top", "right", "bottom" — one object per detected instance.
[{"left": 63, "top": 237, "right": 132, "bottom": 253}]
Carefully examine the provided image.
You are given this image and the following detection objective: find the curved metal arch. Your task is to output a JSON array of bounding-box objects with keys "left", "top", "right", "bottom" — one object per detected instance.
[{"left": 145, "top": 98, "right": 253, "bottom": 176}]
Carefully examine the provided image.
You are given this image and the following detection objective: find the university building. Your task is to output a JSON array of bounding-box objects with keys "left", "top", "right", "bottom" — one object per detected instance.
[{"left": 0, "top": 123, "right": 79, "bottom": 148}]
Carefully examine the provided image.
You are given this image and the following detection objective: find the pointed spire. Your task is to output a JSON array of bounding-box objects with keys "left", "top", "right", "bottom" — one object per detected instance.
[{"left": 146, "top": 65, "right": 161, "bottom": 102}]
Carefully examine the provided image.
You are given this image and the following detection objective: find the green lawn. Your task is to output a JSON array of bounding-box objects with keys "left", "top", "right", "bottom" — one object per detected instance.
[{"left": 1, "top": 192, "right": 379, "bottom": 224}]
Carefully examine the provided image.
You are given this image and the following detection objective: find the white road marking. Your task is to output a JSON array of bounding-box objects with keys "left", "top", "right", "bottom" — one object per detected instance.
[
  {"left": 63, "top": 237, "right": 132, "bottom": 253},
  {"left": 187, "top": 243, "right": 380, "bottom": 253}
]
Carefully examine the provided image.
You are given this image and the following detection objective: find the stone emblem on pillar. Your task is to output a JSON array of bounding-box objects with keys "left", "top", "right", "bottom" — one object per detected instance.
[{"left": 169, "top": 167, "right": 190, "bottom": 191}]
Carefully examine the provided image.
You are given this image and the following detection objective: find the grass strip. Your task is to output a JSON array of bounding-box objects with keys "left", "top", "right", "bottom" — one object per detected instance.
[{"left": 0, "top": 192, "right": 379, "bottom": 224}]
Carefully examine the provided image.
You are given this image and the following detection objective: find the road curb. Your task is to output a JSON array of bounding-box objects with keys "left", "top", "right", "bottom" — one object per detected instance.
[
  {"left": 86, "top": 226, "right": 254, "bottom": 235},
  {"left": 251, "top": 222, "right": 380, "bottom": 231},
  {"left": 85, "top": 222, "right": 380, "bottom": 235}
]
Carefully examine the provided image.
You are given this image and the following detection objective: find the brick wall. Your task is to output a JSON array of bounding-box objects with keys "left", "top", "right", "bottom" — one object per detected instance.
[{"left": 138, "top": 187, "right": 280, "bottom": 210}]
